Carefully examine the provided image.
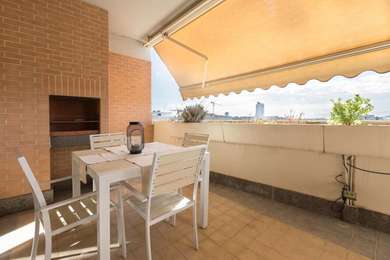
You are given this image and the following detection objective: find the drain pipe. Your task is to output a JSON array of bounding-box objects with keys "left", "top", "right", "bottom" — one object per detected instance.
[{"left": 342, "top": 155, "right": 357, "bottom": 206}]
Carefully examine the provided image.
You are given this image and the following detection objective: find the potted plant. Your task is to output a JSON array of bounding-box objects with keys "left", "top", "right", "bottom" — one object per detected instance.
[
  {"left": 179, "top": 104, "right": 207, "bottom": 123},
  {"left": 329, "top": 94, "right": 373, "bottom": 125}
]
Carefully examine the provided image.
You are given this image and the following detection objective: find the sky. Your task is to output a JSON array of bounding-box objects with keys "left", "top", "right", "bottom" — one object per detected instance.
[{"left": 151, "top": 49, "right": 390, "bottom": 119}]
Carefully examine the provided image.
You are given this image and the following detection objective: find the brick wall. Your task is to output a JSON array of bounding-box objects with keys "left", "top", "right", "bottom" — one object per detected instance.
[
  {"left": 108, "top": 52, "right": 153, "bottom": 141},
  {"left": 49, "top": 53, "right": 153, "bottom": 181},
  {"left": 50, "top": 145, "right": 89, "bottom": 181},
  {"left": 0, "top": 0, "right": 108, "bottom": 199}
]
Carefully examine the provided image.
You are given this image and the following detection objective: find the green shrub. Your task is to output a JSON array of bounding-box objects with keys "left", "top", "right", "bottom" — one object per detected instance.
[
  {"left": 180, "top": 104, "right": 207, "bottom": 123},
  {"left": 329, "top": 94, "right": 373, "bottom": 125}
]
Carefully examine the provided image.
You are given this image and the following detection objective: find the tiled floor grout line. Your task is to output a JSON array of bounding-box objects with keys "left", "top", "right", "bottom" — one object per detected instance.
[
  {"left": 374, "top": 231, "right": 379, "bottom": 260},
  {"left": 2, "top": 184, "right": 390, "bottom": 259}
]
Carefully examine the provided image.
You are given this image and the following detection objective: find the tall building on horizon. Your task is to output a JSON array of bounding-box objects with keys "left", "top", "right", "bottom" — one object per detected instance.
[{"left": 255, "top": 102, "right": 264, "bottom": 119}]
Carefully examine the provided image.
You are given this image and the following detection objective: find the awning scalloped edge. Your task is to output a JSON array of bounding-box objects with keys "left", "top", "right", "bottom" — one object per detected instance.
[{"left": 182, "top": 69, "right": 390, "bottom": 101}]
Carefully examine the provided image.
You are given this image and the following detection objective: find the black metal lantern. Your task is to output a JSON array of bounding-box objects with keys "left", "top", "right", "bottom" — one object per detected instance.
[{"left": 127, "top": 121, "right": 144, "bottom": 154}]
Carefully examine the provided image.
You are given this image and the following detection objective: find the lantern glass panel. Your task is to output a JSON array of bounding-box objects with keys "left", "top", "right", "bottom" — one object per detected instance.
[{"left": 127, "top": 122, "right": 144, "bottom": 154}]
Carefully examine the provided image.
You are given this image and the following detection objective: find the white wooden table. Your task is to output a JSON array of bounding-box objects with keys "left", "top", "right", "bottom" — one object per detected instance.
[{"left": 71, "top": 142, "right": 210, "bottom": 260}]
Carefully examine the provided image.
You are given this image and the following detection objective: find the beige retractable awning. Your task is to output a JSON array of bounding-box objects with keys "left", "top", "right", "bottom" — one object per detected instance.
[{"left": 154, "top": 0, "right": 390, "bottom": 99}]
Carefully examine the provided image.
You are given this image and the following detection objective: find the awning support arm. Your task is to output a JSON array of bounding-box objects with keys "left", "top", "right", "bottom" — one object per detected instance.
[{"left": 164, "top": 34, "right": 208, "bottom": 88}]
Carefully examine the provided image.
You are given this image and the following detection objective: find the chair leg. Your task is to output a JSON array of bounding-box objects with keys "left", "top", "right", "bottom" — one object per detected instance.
[
  {"left": 145, "top": 222, "right": 152, "bottom": 260},
  {"left": 31, "top": 214, "right": 40, "bottom": 260},
  {"left": 164, "top": 216, "right": 176, "bottom": 226},
  {"left": 44, "top": 232, "right": 52, "bottom": 260},
  {"left": 170, "top": 188, "right": 182, "bottom": 226},
  {"left": 192, "top": 204, "right": 199, "bottom": 250},
  {"left": 170, "top": 215, "right": 176, "bottom": 226},
  {"left": 116, "top": 188, "right": 127, "bottom": 258}
]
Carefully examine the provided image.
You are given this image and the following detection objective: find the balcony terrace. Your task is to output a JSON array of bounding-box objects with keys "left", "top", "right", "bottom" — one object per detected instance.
[
  {"left": 1, "top": 0, "right": 390, "bottom": 260},
  {"left": 2, "top": 184, "right": 390, "bottom": 260}
]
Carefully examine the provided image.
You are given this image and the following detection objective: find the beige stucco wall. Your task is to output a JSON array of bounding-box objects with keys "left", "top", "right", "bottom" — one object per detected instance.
[{"left": 154, "top": 121, "right": 390, "bottom": 215}]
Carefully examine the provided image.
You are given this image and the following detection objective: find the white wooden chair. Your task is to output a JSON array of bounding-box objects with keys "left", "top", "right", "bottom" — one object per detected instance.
[
  {"left": 168, "top": 132, "right": 209, "bottom": 226},
  {"left": 89, "top": 132, "right": 129, "bottom": 190},
  {"left": 123, "top": 145, "right": 207, "bottom": 260},
  {"left": 17, "top": 156, "right": 127, "bottom": 260},
  {"left": 89, "top": 132, "right": 126, "bottom": 150},
  {"left": 182, "top": 133, "right": 210, "bottom": 148}
]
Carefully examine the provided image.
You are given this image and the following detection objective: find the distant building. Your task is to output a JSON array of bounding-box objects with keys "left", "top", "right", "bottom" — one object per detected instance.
[
  {"left": 264, "top": 115, "right": 284, "bottom": 121},
  {"left": 255, "top": 102, "right": 264, "bottom": 119},
  {"left": 224, "top": 112, "right": 230, "bottom": 117},
  {"left": 362, "top": 114, "right": 384, "bottom": 120},
  {"left": 205, "top": 113, "right": 252, "bottom": 121},
  {"left": 152, "top": 110, "right": 176, "bottom": 121}
]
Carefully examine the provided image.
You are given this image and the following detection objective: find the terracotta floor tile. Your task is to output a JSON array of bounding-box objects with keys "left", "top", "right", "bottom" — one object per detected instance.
[
  {"left": 236, "top": 249, "right": 261, "bottom": 260},
  {"left": 346, "top": 251, "right": 372, "bottom": 260},
  {"left": 319, "top": 241, "right": 348, "bottom": 260},
  {"left": 0, "top": 184, "right": 384, "bottom": 260}
]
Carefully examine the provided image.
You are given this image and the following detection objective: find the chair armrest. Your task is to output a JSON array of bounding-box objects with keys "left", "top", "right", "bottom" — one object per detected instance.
[
  {"left": 41, "top": 192, "right": 96, "bottom": 212},
  {"left": 121, "top": 181, "right": 148, "bottom": 202}
]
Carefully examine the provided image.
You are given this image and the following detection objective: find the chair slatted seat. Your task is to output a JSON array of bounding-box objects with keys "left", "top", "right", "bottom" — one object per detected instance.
[
  {"left": 123, "top": 145, "right": 207, "bottom": 260},
  {"left": 48, "top": 196, "right": 104, "bottom": 231},
  {"left": 127, "top": 193, "right": 192, "bottom": 221},
  {"left": 67, "top": 198, "right": 92, "bottom": 220},
  {"left": 163, "top": 133, "right": 210, "bottom": 228},
  {"left": 17, "top": 157, "right": 127, "bottom": 260}
]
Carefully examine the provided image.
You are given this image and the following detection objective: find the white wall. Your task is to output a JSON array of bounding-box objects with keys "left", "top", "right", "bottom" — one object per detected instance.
[
  {"left": 109, "top": 33, "right": 150, "bottom": 61},
  {"left": 154, "top": 121, "right": 390, "bottom": 215}
]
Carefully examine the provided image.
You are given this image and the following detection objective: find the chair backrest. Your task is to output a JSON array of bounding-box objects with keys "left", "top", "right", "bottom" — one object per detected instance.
[
  {"left": 147, "top": 145, "right": 207, "bottom": 198},
  {"left": 89, "top": 132, "right": 126, "bottom": 150},
  {"left": 182, "top": 133, "right": 210, "bottom": 148},
  {"left": 17, "top": 157, "right": 47, "bottom": 209}
]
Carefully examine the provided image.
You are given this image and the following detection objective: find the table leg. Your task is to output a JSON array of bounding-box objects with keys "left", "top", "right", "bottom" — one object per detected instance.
[
  {"left": 199, "top": 152, "right": 210, "bottom": 228},
  {"left": 97, "top": 178, "right": 111, "bottom": 260},
  {"left": 72, "top": 156, "right": 81, "bottom": 197}
]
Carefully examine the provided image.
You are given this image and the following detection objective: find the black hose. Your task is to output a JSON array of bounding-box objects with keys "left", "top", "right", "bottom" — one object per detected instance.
[{"left": 346, "top": 163, "right": 390, "bottom": 176}]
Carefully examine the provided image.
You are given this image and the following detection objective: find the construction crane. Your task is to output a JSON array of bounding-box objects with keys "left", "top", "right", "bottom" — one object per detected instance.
[{"left": 209, "top": 101, "right": 221, "bottom": 117}]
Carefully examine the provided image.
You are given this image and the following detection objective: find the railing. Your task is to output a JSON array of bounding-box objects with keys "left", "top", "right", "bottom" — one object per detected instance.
[{"left": 154, "top": 121, "right": 390, "bottom": 215}]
